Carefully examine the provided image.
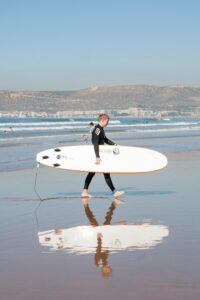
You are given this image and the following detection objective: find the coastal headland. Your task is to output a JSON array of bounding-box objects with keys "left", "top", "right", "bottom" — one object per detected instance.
[{"left": 1, "top": 85, "right": 200, "bottom": 118}]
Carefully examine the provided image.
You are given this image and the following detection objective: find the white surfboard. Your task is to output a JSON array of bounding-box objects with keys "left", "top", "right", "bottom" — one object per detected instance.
[
  {"left": 36, "top": 145, "right": 167, "bottom": 174},
  {"left": 38, "top": 223, "right": 169, "bottom": 254}
]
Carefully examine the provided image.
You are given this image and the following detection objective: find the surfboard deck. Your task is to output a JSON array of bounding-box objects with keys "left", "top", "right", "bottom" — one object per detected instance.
[{"left": 36, "top": 145, "right": 168, "bottom": 174}]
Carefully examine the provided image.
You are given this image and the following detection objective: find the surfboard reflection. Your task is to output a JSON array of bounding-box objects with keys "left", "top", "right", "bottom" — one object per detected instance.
[
  {"left": 38, "top": 199, "right": 169, "bottom": 254},
  {"left": 38, "top": 221, "right": 169, "bottom": 253}
]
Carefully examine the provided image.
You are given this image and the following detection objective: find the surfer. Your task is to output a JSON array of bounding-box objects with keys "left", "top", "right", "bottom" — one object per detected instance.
[
  {"left": 83, "top": 121, "right": 94, "bottom": 143},
  {"left": 81, "top": 114, "right": 124, "bottom": 198}
]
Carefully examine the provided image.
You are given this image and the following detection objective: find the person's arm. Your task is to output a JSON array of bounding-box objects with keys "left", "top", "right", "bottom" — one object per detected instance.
[
  {"left": 104, "top": 136, "right": 116, "bottom": 145},
  {"left": 93, "top": 127, "right": 101, "bottom": 158}
]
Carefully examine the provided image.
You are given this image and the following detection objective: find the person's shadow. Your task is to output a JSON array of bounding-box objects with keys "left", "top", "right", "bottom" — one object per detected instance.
[{"left": 82, "top": 198, "right": 125, "bottom": 278}]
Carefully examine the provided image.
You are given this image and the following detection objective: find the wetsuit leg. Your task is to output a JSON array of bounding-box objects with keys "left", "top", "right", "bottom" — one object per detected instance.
[
  {"left": 84, "top": 172, "right": 95, "bottom": 189},
  {"left": 103, "top": 173, "right": 115, "bottom": 192}
]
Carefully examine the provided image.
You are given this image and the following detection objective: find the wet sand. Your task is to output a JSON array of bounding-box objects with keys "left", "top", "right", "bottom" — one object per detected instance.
[{"left": 0, "top": 149, "right": 200, "bottom": 300}]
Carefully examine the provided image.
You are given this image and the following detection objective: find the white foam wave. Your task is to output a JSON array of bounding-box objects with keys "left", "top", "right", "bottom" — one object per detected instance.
[
  {"left": 116, "top": 121, "right": 199, "bottom": 128},
  {"left": 0, "top": 125, "right": 87, "bottom": 131},
  {"left": 1, "top": 124, "right": 200, "bottom": 134}
]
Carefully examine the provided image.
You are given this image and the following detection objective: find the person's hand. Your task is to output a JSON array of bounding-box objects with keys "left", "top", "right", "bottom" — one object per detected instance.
[{"left": 95, "top": 157, "right": 101, "bottom": 164}]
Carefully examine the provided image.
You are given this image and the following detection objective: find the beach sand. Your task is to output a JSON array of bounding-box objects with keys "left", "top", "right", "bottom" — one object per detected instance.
[{"left": 0, "top": 147, "right": 200, "bottom": 300}]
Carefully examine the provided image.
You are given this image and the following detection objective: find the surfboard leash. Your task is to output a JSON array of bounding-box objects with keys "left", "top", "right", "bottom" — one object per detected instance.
[{"left": 34, "top": 163, "right": 44, "bottom": 201}]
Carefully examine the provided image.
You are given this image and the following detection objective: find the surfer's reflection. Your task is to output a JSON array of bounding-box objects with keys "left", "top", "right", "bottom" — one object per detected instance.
[{"left": 82, "top": 198, "right": 124, "bottom": 278}]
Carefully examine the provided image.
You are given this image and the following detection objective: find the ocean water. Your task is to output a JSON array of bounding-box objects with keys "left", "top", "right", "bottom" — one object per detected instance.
[
  {"left": 1, "top": 117, "right": 200, "bottom": 139},
  {"left": 1, "top": 117, "right": 200, "bottom": 171}
]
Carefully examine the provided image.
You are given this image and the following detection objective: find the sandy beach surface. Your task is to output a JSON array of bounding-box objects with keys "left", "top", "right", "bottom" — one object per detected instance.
[{"left": 1, "top": 133, "right": 200, "bottom": 300}]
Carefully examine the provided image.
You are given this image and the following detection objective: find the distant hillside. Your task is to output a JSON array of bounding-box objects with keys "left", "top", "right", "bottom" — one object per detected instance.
[{"left": 1, "top": 85, "right": 200, "bottom": 117}]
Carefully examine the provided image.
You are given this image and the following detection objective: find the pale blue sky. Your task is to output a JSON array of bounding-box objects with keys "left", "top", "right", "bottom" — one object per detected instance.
[{"left": 0, "top": 0, "right": 200, "bottom": 90}]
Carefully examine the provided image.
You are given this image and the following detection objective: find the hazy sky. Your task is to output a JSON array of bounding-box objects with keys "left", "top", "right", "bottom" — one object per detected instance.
[{"left": 0, "top": 0, "right": 200, "bottom": 90}]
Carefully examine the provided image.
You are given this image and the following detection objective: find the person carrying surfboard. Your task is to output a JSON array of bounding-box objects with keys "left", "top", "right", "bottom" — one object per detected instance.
[
  {"left": 83, "top": 121, "right": 94, "bottom": 143},
  {"left": 81, "top": 114, "right": 124, "bottom": 198}
]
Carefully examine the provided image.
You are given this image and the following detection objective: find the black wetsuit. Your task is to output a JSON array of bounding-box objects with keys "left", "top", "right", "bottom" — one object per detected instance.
[{"left": 83, "top": 124, "right": 116, "bottom": 192}]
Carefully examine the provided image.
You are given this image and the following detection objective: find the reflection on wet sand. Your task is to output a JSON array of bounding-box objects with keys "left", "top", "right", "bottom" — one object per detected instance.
[{"left": 38, "top": 198, "right": 169, "bottom": 278}]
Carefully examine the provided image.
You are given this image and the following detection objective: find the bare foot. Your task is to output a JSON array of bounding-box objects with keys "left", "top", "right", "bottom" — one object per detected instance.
[
  {"left": 81, "top": 189, "right": 92, "bottom": 199},
  {"left": 81, "top": 194, "right": 92, "bottom": 198},
  {"left": 114, "top": 190, "right": 124, "bottom": 198}
]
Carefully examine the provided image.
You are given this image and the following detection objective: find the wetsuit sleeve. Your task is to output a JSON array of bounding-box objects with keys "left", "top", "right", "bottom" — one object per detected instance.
[{"left": 104, "top": 136, "right": 115, "bottom": 145}]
